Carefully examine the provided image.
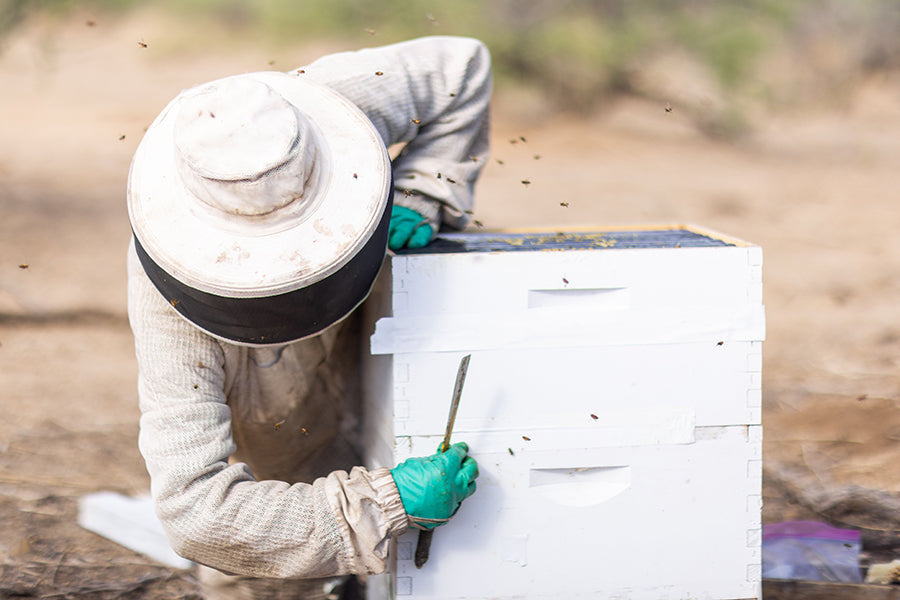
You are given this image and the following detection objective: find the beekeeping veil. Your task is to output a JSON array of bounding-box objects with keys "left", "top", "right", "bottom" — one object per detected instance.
[{"left": 127, "top": 72, "right": 392, "bottom": 346}]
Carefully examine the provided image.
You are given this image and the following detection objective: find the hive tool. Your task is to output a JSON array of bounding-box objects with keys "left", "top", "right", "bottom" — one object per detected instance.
[{"left": 414, "top": 353, "right": 471, "bottom": 569}]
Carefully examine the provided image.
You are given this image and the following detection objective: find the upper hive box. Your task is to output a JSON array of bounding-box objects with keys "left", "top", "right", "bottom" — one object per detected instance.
[{"left": 362, "top": 225, "right": 764, "bottom": 600}]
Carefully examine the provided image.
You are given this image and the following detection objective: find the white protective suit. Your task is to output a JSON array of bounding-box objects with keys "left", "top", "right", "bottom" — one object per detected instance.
[{"left": 127, "top": 36, "right": 491, "bottom": 598}]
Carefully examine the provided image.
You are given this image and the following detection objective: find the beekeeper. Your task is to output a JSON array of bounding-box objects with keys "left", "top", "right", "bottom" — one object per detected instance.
[{"left": 125, "top": 36, "right": 489, "bottom": 599}]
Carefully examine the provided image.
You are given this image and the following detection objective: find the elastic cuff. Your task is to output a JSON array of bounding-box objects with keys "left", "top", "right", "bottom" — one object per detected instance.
[
  {"left": 370, "top": 467, "right": 410, "bottom": 536},
  {"left": 393, "top": 191, "right": 441, "bottom": 236}
]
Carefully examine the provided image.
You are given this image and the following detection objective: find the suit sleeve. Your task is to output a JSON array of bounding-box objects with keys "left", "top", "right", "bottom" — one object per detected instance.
[
  {"left": 300, "top": 36, "right": 492, "bottom": 234},
  {"left": 127, "top": 241, "right": 407, "bottom": 578}
]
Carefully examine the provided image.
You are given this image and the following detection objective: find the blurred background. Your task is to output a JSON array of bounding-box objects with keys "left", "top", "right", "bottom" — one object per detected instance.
[{"left": 1, "top": 0, "right": 899, "bottom": 596}]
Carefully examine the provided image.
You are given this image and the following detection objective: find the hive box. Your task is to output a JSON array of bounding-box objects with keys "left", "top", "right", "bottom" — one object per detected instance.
[{"left": 361, "top": 226, "right": 764, "bottom": 600}]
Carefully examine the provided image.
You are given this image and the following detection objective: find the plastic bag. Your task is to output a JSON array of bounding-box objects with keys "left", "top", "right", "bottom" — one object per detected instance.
[{"left": 762, "top": 520, "right": 862, "bottom": 582}]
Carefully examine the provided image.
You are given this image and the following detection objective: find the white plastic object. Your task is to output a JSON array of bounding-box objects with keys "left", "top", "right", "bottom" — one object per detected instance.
[{"left": 77, "top": 491, "right": 192, "bottom": 570}]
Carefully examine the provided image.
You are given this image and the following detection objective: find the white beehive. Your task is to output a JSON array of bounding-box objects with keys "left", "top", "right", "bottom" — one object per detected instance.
[{"left": 361, "top": 225, "right": 764, "bottom": 600}]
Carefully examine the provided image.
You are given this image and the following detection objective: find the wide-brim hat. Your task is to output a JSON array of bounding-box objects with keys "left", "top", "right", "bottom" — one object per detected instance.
[{"left": 128, "top": 71, "right": 392, "bottom": 346}]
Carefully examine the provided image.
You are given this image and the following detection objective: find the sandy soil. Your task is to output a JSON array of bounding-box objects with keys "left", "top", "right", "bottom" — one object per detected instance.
[{"left": 1, "top": 10, "right": 899, "bottom": 597}]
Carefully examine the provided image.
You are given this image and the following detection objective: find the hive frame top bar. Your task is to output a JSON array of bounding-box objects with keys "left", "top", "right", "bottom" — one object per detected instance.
[{"left": 395, "top": 223, "right": 755, "bottom": 255}]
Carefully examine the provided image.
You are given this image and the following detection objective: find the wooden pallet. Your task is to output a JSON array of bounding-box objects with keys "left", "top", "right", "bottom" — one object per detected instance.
[{"left": 764, "top": 579, "right": 900, "bottom": 599}]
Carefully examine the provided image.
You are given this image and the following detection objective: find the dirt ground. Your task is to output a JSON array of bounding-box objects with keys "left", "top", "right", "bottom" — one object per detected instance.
[{"left": 1, "top": 10, "right": 900, "bottom": 598}]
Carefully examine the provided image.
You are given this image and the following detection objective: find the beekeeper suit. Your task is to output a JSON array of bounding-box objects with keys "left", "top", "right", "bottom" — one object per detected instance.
[{"left": 126, "top": 36, "right": 490, "bottom": 599}]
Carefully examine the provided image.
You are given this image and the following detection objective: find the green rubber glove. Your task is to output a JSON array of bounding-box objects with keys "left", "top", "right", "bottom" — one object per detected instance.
[
  {"left": 389, "top": 205, "right": 433, "bottom": 250},
  {"left": 390, "top": 442, "right": 479, "bottom": 530}
]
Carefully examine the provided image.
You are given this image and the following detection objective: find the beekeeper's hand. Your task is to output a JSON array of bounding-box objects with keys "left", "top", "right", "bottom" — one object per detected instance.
[
  {"left": 388, "top": 205, "right": 433, "bottom": 250},
  {"left": 390, "top": 442, "right": 478, "bottom": 530}
]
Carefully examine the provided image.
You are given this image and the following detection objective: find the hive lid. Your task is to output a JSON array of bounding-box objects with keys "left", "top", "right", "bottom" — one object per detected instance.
[{"left": 395, "top": 224, "right": 747, "bottom": 255}]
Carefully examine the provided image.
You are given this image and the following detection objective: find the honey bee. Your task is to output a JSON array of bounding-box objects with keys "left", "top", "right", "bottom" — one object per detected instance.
[
  {"left": 375, "top": 71, "right": 384, "bottom": 76},
  {"left": 198, "top": 361, "right": 207, "bottom": 369},
  {"left": 521, "top": 180, "right": 531, "bottom": 187},
  {"left": 562, "top": 277, "right": 569, "bottom": 284},
  {"left": 665, "top": 104, "right": 673, "bottom": 113},
  {"left": 118, "top": 134, "right": 126, "bottom": 141},
  {"left": 169, "top": 298, "right": 180, "bottom": 307},
  {"left": 300, "top": 427, "right": 309, "bottom": 436},
  {"left": 591, "top": 414, "right": 599, "bottom": 420},
  {"left": 18, "top": 264, "right": 28, "bottom": 269},
  {"left": 353, "top": 173, "right": 358, "bottom": 179},
  {"left": 522, "top": 435, "right": 531, "bottom": 441},
  {"left": 296, "top": 69, "right": 306, "bottom": 74},
  {"left": 716, "top": 341, "right": 724, "bottom": 346},
  {"left": 274, "top": 420, "right": 285, "bottom": 430},
  {"left": 193, "top": 384, "right": 199, "bottom": 389},
  {"left": 436, "top": 173, "right": 442, "bottom": 179},
  {"left": 469, "top": 156, "right": 478, "bottom": 162},
  {"left": 560, "top": 202, "right": 569, "bottom": 207},
  {"left": 412, "top": 118, "right": 421, "bottom": 124},
  {"left": 137, "top": 38, "right": 147, "bottom": 48}
]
